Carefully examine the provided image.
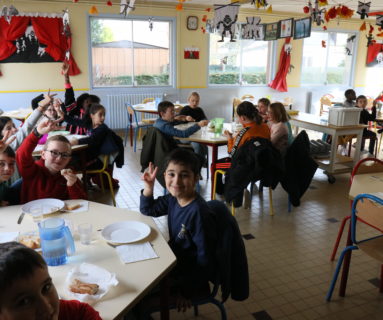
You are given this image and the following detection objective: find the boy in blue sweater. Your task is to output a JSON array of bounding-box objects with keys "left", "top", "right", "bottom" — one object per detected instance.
[
  {"left": 140, "top": 148, "right": 216, "bottom": 311},
  {"left": 154, "top": 101, "right": 208, "bottom": 161}
]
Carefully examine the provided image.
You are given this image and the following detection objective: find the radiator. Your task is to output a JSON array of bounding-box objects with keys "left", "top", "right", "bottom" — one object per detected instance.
[{"left": 106, "top": 93, "right": 163, "bottom": 129}]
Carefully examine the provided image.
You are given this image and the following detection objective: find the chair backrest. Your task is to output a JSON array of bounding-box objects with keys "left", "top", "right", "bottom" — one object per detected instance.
[
  {"left": 319, "top": 94, "right": 335, "bottom": 116},
  {"left": 351, "top": 194, "right": 383, "bottom": 244},
  {"left": 351, "top": 157, "right": 383, "bottom": 184},
  {"left": 126, "top": 103, "right": 139, "bottom": 125},
  {"left": 232, "top": 98, "right": 242, "bottom": 119},
  {"left": 142, "top": 97, "right": 154, "bottom": 104},
  {"left": 284, "top": 97, "right": 294, "bottom": 107},
  {"left": 241, "top": 94, "right": 254, "bottom": 100},
  {"left": 174, "top": 104, "right": 183, "bottom": 113}
]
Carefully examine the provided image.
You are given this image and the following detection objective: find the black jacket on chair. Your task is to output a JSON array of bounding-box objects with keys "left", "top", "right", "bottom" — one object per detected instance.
[
  {"left": 224, "top": 138, "right": 284, "bottom": 206},
  {"left": 207, "top": 200, "right": 249, "bottom": 302},
  {"left": 281, "top": 130, "right": 318, "bottom": 207},
  {"left": 140, "top": 127, "right": 178, "bottom": 188}
]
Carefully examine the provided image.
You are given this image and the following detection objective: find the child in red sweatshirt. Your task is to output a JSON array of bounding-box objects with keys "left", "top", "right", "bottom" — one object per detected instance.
[{"left": 16, "top": 120, "right": 87, "bottom": 203}]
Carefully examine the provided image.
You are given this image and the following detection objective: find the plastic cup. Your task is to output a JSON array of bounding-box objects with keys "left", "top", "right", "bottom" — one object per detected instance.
[
  {"left": 30, "top": 205, "right": 43, "bottom": 223},
  {"left": 78, "top": 223, "right": 92, "bottom": 245}
]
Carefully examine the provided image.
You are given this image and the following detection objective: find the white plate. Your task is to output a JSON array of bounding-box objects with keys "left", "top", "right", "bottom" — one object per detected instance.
[
  {"left": 101, "top": 221, "right": 151, "bottom": 244},
  {"left": 48, "top": 130, "right": 71, "bottom": 137},
  {"left": 22, "top": 198, "right": 65, "bottom": 216}
]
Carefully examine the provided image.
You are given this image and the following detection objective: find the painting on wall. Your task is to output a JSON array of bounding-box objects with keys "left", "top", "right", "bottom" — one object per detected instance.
[
  {"left": 279, "top": 18, "right": 293, "bottom": 38},
  {"left": 264, "top": 22, "right": 279, "bottom": 41},
  {"left": 294, "top": 17, "right": 311, "bottom": 40}
]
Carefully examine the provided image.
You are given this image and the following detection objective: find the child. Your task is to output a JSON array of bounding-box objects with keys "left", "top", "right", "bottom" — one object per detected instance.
[
  {"left": 0, "top": 241, "right": 102, "bottom": 320},
  {"left": 140, "top": 149, "right": 216, "bottom": 309},
  {"left": 356, "top": 95, "right": 377, "bottom": 155},
  {"left": 343, "top": 89, "right": 357, "bottom": 108},
  {"left": 178, "top": 92, "right": 207, "bottom": 122},
  {"left": 61, "top": 62, "right": 100, "bottom": 134},
  {"left": 257, "top": 97, "right": 270, "bottom": 122},
  {"left": 16, "top": 120, "right": 87, "bottom": 203},
  {"left": 267, "top": 102, "right": 291, "bottom": 155},
  {"left": 0, "top": 147, "right": 17, "bottom": 206},
  {"left": 59, "top": 103, "right": 123, "bottom": 187},
  {"left": 154, "top": 101, "right": 208, "bottom": 160}
]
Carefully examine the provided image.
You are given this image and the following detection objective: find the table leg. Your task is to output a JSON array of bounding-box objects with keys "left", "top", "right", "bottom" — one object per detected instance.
[
  {"left": 339, "top": 224, "right": 353, "bottom": 297},
  {"left": 159, "top": 276, "right": 170, "bottom": 320},
  {"left": 129, "top": 114, "right": 133, "bottom": 147},
  {"left": 210, "top": 145, "right": 219, "bottom": 199}
]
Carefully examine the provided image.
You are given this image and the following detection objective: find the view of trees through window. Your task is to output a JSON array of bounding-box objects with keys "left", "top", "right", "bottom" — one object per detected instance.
[
  {"left": 89, "top": 17, "right": 171, "bottom": 87},
  {"left": 301, "top": 31, "right": 355, "bottom": 86},
  {"left": 209, "top": 33, "right": 270, "bottom": 85}
]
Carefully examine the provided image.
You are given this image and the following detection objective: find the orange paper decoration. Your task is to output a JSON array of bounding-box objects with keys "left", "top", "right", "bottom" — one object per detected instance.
[
  {"left": 73, "top": 0, "right": 78, "bottom": 2},
  {"left": 89, "top": 6, "right": 98, "bottom": 14},
  {"left": 318, "top": 0, "right": 328, "bottom": 6},
  {"left": 176, "top": 3, "right": 183, "bottom": 10},
  {"left": 323, "top": 26, "right": 327, "bottom": 30},
  {"left": 360, "top": 22, "right": 366, "bottom": 31},
  {"left": 377, "top": 32, "right": 383, "bottom": 37},
  {"left": 266, "top": 5, "right": 272, "bottom": 13},
  {"left": 205, "top": 8, "right": 211, "bottom": 12},
  {"left": 107, "top": 1, "right": 112, "bottom": 6},
  {"left": 202, "top": 15, "right": 207, "bottom": 22}
]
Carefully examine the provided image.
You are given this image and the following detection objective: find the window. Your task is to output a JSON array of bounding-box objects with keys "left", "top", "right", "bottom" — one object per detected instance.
[
  {"left": 301, "top": 31, "right": 355, "bottom": 86},
  {"left": 209, "top": 33, "right": 271, "bottom": 85},
  {"left": 89, "top": 17, "right": 173, "bottom": 87}
]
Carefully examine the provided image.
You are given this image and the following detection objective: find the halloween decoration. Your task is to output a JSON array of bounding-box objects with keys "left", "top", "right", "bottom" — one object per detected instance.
[
  {"left": 357, "top": 2, "right": 371, "bottom": 19},
  {"left": 366, "top": 33, "right": 375, "bottom": 46},
  {"left": 242, "top": 16, "right": 261, "bottom": 39},
  {"left": 269, "top": 37, "right": 292, "bottom": 92},
  {"left": 184, "top": 47, "right": 199, "bottom": 59},
  {"left": 325, "top": 5, "right": 354, "bottom": 22},
  {"left": 214, "top": 3, "right": 240, "bottom": 42},
  {"left": 345, "top": 35, "right": 356, "bottom": 55},
  {"left": 120, "top": 0, "right": 135, "bottom": 17},
  {"left": 376, "top": 15, "right": 383, "bottom": 28},
  {"left": 62, "top": 9, "right": 70, "bottom": 37},
  {"left": 148, "top": 17, "right": 153, "bottom": 31},
  {"left": 311, "top": 0, "right": 326, "bottom": 26},
  {"left": 89, "top": 6, "right": 98, "bottom": 14},
  {"left": 252, "top": 0, "right": 268, "bottom": 9}
]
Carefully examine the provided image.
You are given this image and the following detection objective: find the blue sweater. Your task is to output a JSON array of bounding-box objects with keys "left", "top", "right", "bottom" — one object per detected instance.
[{"left": 153, "top": 118, "right": 200, "bottom": 138}]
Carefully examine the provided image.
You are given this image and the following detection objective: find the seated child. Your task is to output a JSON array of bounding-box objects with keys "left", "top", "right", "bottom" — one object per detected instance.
[
  {"left": 343, "top": 89, "right": 356, "bottom": 108},
  {"left": 0, "top": 241, "right": 102, "bottom": 320},
  {"left": 154, "top": 101, "right": 208, "bottom": 160},
  {"left": 16, "top": 120, "right": 87, "bottom": 203},
  {"left": 140, "top": 149, "right": 216, "bottom": 308},
  {"left": 267, "top": 102, "right": 291, "bottom": 155},
  {"left": 177, "top": 92, "right": 208, "bottom": 164},
  {"left": 357, "top": 95, "right": 377, "bottom": 155},
  {"left": 257, "top": 97, "right": 271, "bottom": 122},
  {"left": 58, "top": 103, "right": 123, "bottom": 188}
]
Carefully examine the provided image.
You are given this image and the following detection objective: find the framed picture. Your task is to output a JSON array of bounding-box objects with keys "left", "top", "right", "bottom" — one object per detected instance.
[
  {"left": 279, "top": 18, "right": 293, "bottom": 38},
  {"left": 264, "top": 22, "right": 279, "bottom": 41},
  {"left": 254, "top": 24, "right": 265, "bottom": 40},
  {"left": 294, "top": 17, "right": 312, "bottom": 40}
]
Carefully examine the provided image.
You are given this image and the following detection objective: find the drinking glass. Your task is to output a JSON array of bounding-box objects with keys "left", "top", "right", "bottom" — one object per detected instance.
[{"left": 78, "top": 223, "right": 93, "bottom": 245}]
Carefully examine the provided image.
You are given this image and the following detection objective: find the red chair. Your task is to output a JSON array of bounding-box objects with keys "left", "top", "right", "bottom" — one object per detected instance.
[{"left": 330, "top": 157, "right": 383, "bottom": 261}]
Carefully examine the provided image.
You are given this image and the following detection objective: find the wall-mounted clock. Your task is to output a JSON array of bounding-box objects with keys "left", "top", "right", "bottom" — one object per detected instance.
[{"left": 187, "top": 16, "right": 198, "bottom": 31}]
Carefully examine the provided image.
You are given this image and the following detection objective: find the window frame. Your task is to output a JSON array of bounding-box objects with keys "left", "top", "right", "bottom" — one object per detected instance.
[
  {"left": 87, "top": 14, "right": 176, "bottom": 89},
  {"left": 207, "top": 33, "right": 276, "bottom": 87},
  {"left": 300, "top": 28, "right": 358, "bottom": 88}
]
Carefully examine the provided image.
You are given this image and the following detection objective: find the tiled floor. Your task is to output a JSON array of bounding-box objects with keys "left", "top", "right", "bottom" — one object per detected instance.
[{"left": 90, "top": 137, "right": 383, "bottom": 320}]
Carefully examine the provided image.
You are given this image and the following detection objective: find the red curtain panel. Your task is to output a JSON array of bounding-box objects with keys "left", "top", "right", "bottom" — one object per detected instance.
[
  {"left": 0, "top": 16, "right": 30, "bottom": 60},
  {"left": 366, "top": 43, "right": 383, "bottom": 65},
  {"left": 268, "top": 37, "right": 291, "bottom": 92}
]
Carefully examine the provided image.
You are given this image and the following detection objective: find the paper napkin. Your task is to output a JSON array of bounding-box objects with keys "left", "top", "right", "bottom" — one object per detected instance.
[{"left": 116, "top": 242, "right": 158, "bottom": 264}]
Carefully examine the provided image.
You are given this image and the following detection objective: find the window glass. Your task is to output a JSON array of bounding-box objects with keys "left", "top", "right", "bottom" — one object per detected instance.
[
  {"left": 90, "top": 17, "right": 171, "bottom": 87},
  {"left": 209, "top": 33, "right": 270, "bottom": 85}
]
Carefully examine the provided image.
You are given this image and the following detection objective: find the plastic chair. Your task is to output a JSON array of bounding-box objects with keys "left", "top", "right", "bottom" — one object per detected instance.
[
  {"left": 124, "top": 103, "right": 153, "bottom": 152},
  {"left": 86, "top": 155, "right": 116, "bottom": 206},
  {"left": 232, "top": 98, "right": 242, "bottom": 121},
  {"left": 174, "top": 104, "right": 183, "bottom": 114},
  {"left": 330, "top": 157, "right": 383, "bottom": 261},
  {"left": 141, "top": 98, "right": 156, "bottom": 125},
  {"left": 319, "top": 94, "right": 334, "bottom": 116},
  {"left": 212, "top": 169, "right": 235, "bottom": 215},
  {"left": 283, "top": 97, "right": 294, "bottom": 109},
  {"left": 326, "top": 193, "right": 383, "bottom": 301},
  {"left": 241, "top": 94, "right": 254, "bottom": 100}
]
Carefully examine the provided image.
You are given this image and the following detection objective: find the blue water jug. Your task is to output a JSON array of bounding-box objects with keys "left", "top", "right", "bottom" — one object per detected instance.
[{"left": 38, "top": 218, "right": 75, "bottom": 266}]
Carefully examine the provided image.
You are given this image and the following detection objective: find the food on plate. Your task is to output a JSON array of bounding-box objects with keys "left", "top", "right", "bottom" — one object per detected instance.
[
  {"left": 60, "top": 169, "right": 73, "bottom": 175},
  {"left": 19, "top": 234, "right": 41, "bottom": 249},
  {"left": 70, "top": 279, "right": 99, "bottom": 295},
  {"left": 66, "top": 203, "right": 81, "bottom": 211}
]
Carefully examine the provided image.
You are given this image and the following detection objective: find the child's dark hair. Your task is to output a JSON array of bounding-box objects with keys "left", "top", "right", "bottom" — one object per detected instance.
[
  {"left": 2, "top": 146, "right": 15, "bottom": 158},
  {"left": 76, "top": 93, "right": 90, "bottom": 109},
  {"left": 237, "top": 101, "right": 262, "bottom": 125},
  {"left": 0, "top": 242, "right": 47, "bottom": 292},
  {"left": 345, "top": 89, "right": 356, "bottom": 98},
  {"left": 158, "top": 101, "right": 174, "bottom": 116},
  {"left": 0, "top": 117, "right": 12, "bottom": 139},
  {"left": 356, "top": 95, "right": 367, "bottom": 102},
  {"left": 258, "top": 98, "right": 271, "bottom": 107},
  {"left": 164, "top": 148, "right": 201, "bottom": 177},
  {"left": 84, "top": 103, "right": 106, "bottom": 127},
  {"left": 88, "top": 94, "right": 100, "bottom": 104}
]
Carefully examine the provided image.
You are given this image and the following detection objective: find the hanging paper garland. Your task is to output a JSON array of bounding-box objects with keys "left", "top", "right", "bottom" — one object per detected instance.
[
  {"left": 376, "top": 15, "right": 383, "bottom": 28},
  {"left": 325, "top": 5, "right": 354, "bottom": 22},
  {"left": 318, "top": 0, "right": 328, "bottom": 6},
  {"left": 120, "top": 0, "right": 135, "bottom": 17},
  {"left": 360, "top": 21, "right": 367, "bottom": 31},
  {"left": 176, "top": 3, "right": 183, "bottom": 11},
  {"left": 357, "top": 2, "right": 371, "bottom": 19},
  {"left": 89, "top": 6, "right": 98, "bottom": 14},
  {"left": 213, "top": 3, "right": 240, "bottom": 42}
]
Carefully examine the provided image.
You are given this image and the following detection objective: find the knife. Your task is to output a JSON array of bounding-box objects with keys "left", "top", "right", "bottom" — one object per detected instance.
[{"left": 17, "top": 212, "right": 25, "bottom": 224}]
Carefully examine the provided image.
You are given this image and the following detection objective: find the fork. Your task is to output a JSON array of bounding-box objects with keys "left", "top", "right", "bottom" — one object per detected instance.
[{"left": 17, "top": 212, "right": 25, "bottom": 224}]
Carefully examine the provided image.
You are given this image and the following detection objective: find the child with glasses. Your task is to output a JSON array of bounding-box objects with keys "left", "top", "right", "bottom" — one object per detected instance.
[{"left": 16, "top": 119, "right": 87, "bottom": 203}]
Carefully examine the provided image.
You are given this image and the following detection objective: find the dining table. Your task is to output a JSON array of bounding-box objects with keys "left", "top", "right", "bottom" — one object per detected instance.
[
  {"left": 1, "top": 108, "right": 32, "bottom": 122},
  {"left": 0, "top": 201, "right": 176, "bottom": 320}
]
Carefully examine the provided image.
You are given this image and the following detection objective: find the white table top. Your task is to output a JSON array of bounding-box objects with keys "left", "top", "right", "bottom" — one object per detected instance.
[
  {"left": 175, "top": 123, "right": 229, "bottom": 145},
  {"left": 0, "top": 201, "right": 176, "bottom": 320},
  {"left": 291, "top": 112, "right": 366, "bottom": 130},
  {"left": 1, "top": 108, "right": 32, "bottom": 120},
  {"left": 349, "top": 172, "right": 383, "bottom": 200}
]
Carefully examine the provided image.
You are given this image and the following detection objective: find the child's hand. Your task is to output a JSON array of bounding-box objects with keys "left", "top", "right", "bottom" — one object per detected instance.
[
  {"left": 61, "top": 169, "right": 77, "bottom": 187},
  {"left": 36, "top": 119, "right": 61, "bottom": 135},
  {"left": 223, "top": 129, "right": 232, "bottom": 138},
  {"left": 0, "top": 130, "right": 16, "bottom": 153},
  {"left": 198, "top": 120, "right": 209, "bottom": 127},
  {"left": 53, "top": 99, "right": 65, "bottom": 121},
  {"left": 61, "top": 61, "right": 70, "bottom": 76},
  {"left": 38, "top": 89, "right": 57, "bottom": 109},
  {"left": 185, "top": 116, "right": 195, "bottom": 122},
  {"left": 141, "top": 162, "right": 158, "bottom": 196}
]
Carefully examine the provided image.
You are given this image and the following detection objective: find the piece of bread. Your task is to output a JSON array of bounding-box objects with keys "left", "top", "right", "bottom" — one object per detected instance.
[
  {"left": 19, "top": 235, "right": 41, "bottom": 249},
  {"left": 66, "top": 203, "right": 81, "bottom": 211},
  {"left": 60, "top": 169, "right": 73, "bottom": 175},
  {"left": 69, "top": 279, "right": 99, "bottom": 295}
]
